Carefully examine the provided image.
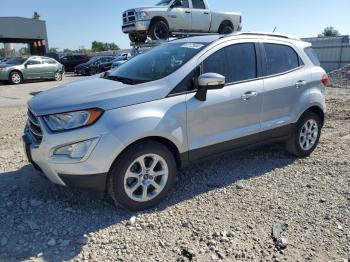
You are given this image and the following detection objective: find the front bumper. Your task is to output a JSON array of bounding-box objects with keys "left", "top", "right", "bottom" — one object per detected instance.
[
  {"left": 22, "top": 114, "right": 125, "bottom": 192},
  {"left": 122, "top": 20, "right": 151, "bottom": 33}
]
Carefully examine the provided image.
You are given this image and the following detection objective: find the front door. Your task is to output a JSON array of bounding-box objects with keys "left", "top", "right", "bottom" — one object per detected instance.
[
  {"left": 23, "top": 58, "right": 43, "bottom": 79},
  {"left": 167, "top": 0, "right": 191, "bottom": 31},
  {"left": 186, "top": 42, "right": 264, "bottom": 161}
]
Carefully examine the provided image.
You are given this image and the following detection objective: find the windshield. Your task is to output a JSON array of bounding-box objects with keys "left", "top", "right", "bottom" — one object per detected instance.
[
  {"left": 88, "top": 57, "right": 100, "bottom": 63},
  {"left": 5, "top": 57, "right": 26, "bottom": 65},
  {"left": 156, "top": 0, "right": 172, "bottom": 6},
  {"left": 108, "top": 42, "right": 207, "bottom": 83}
]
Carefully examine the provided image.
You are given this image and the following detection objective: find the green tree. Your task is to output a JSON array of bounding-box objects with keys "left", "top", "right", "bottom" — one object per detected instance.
[
  {"left": 91, "top": 41, "right": 120, "bottom": 52},
  {"left": 19, "top": 47, "right": 30, "bottom": 55},
  {"left": 0, "top": 48, "right": 5, "bottom": 57},
  {"left": 319, "top": 26, "right": 340, "bottom": 37},
  {"left": 63, "top": 48, "right": 73, "bottom": 53},
  {"left": 49, "top": 47, "right": 59, "bottom": 53}
]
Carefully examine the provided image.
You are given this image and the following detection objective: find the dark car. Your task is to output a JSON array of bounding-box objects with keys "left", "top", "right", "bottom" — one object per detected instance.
[
  {"left": 59, "top": 55, "right": 90, "bottom": 72},
  {"left": 98, "top": 54, "right": 129, "bottom": 72},
  {"left": 75, "top": 56, "right": 114, "bottom": 76}
]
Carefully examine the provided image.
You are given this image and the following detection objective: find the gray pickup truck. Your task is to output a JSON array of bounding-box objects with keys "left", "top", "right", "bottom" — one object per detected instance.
[{"left": 122, "top": 0, "right": 242, "bottom": 42}]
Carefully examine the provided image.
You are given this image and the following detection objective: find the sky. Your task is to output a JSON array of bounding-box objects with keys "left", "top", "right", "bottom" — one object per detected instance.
[{"left": 0, "top": 0, "right": 349, "bottom": 50}]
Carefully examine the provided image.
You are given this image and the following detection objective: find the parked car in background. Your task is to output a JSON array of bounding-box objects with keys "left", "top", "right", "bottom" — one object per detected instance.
[
  {"left": 59, "top": 55, "right": 90, "bottom": 72},
  {"left": 106, "top": 53, "right": 130, "bottom": 70},
  {"left": 122, "top": 0, "right": 242, "bottom": 42},
  {"left": 0, "top": 56, "right": 64, "bottom": 84},
  {"left": 24, "top": 33, "right": 327, "bottom": 210},
  {"left": 75, "top": 56, "right": 114, "bottom": 76},
  {"left": 0, "top": 57, "right": 11, "bottom": 64}
]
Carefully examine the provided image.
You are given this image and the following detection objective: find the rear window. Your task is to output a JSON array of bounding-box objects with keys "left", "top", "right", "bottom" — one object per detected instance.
[
  {"left": 264, "top": 43, "right": 302, "bottom": 76},
  {"left": 304, "top": 47, "right": 321, "bottom": 66}
]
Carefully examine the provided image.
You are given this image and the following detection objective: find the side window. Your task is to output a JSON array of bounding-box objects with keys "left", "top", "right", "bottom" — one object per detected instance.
[
  {"left": 43, "top": 58, "right": 56, "bottom": 64},
  {"left": 192, "top": 0, "right": 206, "bottom": 9},
  {"left": 203, "top": 43, "right": 257, "bottom": 83},
  {"left": 203, "top": 48, "right": 227, "bottom": 78},
  {"left": 304, "top": 47, "right": 320, "bottom": 66},
  {"left": 225, "top": 43, "right": 257, "bottom": 83},
  {"left": 180, "top": 0, "right": 189, "bottom": 8},
  {"left": 27, "top": 59, "right": 42, "bottom": 65},
  {"left": 264, "top": 44, "right": 301, "bottom": 76}
]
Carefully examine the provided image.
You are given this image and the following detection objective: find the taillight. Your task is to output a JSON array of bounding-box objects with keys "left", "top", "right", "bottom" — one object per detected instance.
[
  {"left": 321, "top": 73, "right": 329, "bottom": 87},
  {"left": 240, "top": 16, "right": 242, "bottom": 24}
]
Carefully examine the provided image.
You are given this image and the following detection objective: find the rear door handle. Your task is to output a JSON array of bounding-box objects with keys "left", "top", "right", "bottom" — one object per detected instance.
[
  {"left": 295, "top": 80, "right": 307, "bottom": 88},
  {"left": 241, "top": 91, "right": 258, "bottom": 101},
  {"left": 185, "top": 11, "right": 191, "bottom": 14},
  {"left": 204, "top": 12, "right": 209, "bottom": 15}
]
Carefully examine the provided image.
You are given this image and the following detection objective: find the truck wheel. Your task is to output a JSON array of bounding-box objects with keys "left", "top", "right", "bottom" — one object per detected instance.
[
  {"left": 149, "top": 20, "right": 169, "bottom": 40},
  {"left": 129, "top": 32, "right": 147, "bottom": 43},
  {"left": 108, "top": 141, "right": 177, "bottom": 211},
  {"left": 9, "top": 71, "right": 23, "bottom": 85},
  {"left": 286, "top": 112, "right": 322, "bottom": 157},
  {"left": 219, "top": 24, "right": 234, "bottom": 35}
]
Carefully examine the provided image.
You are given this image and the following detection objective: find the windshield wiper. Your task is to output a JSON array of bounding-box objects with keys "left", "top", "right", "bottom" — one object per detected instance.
[{"left": 106, "top": 75, "right": 146, "bottom": 85}]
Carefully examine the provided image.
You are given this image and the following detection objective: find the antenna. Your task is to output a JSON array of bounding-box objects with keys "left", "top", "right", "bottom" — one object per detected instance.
[{"left": 272, "top": 27, "right": 277, "bottom": 33}]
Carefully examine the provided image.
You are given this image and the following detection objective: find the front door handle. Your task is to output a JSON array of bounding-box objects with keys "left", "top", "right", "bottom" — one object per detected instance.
[
  {"left": 241, "top": 91, "right": 258, "bottom": 101},
  {"left": 185, "top": 11, "right": 191, "bottom": 14},
  {"left": 295, "top": 80, "right": 307, "bottom": 88}
]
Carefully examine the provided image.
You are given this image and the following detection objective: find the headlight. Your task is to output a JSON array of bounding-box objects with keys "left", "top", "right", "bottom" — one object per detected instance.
[
  {"left": 137, "top": 11, "right": 150, "bottom": 19},
  {"left": 43, "top": 108, "right": 103, "bottom": 132}
]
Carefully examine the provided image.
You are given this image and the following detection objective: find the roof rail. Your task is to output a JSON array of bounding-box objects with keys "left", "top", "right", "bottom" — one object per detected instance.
[{"left": 226, "top": 32, "right": 301, "bottom": 40}]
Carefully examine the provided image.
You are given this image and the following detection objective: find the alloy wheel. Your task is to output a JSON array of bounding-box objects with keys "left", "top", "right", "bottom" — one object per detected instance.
[{"left": 299, "top": 119, "right": 319, "bottom": 151}]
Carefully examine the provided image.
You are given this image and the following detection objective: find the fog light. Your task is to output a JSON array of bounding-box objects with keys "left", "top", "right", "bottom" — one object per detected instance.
[{"left": 53, "top": 138, "right": 97, "bottom": 159}]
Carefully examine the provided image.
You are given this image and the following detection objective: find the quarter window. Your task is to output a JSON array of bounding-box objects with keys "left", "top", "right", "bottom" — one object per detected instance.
[
  {"left": 264, "top": 44, "right": 301, "bottom": 76},
  {"left": 203, "top": 43, "right": 257, "bottom": 84},
  {"left": 192, "top": 0, "right": 206, "bottom": 9},
  {"left": 43, "top": 58, "right": 56, "bottom": 64}
]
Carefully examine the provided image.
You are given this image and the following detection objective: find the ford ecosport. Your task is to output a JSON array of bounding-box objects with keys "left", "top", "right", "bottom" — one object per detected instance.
[{"left": 23, "top": 33, "right": 327, "bottom": 210}]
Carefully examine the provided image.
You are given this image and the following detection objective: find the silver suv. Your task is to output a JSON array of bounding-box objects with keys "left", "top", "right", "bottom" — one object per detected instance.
[{"left": 23, "top": 33, "right": 328, "bottom": 210}]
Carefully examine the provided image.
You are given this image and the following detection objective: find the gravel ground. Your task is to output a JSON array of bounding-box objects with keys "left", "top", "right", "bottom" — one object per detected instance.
[{"left": 0, "top": 86, "right": 349, "bottom": 262}]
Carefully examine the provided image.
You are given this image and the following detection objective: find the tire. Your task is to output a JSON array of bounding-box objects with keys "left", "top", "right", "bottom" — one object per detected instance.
[
  {"left": 9, "top": 71, "right": 23, "bottom": 85},
  {"left": 148, "top": 20, "right": 169, "bottom": 40},
  {"left": 129, "top": 32, "right": 148, "bottom": 43},
  {"left": 219, "top": 24, "right": 234, "bottom": 35},
  {"left": 54, "top": 71, "right": 63, "bottom": 81},
  {"left": 89, "top": 67, "right": 97, "bottom": 76},
  {"left": 286, "top": 112, "right": 322, "bottom": 157},
  {"left": 108, "top": 141, "right": 177, "bottom": 211}
]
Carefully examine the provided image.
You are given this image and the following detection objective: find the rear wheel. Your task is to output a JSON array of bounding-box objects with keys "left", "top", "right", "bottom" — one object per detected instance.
[
  {"left": 108, "top": 141, "right": 177, "bottom": 211},
  {"left": 54, "top": 71, "right": 63, "bottom": 81},
  {"left": 148, "top": 20, "right": 169, "bottom": 40},
  {"left": 219, "top": 23, "right": 234, "bottom": 35},
  {"left": 286, "top": 112, "right": 322, "bottom": 157},
  {"left": 9, "top": 71, "right": 23, "bottom": 85}
]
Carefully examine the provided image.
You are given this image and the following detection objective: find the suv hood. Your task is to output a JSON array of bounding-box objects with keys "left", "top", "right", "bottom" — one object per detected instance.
[
  {"left": 133, "top": 6, "right": 167, "bottom": 12},
  {"left": 28, "top": 77, "right": 169, "bottom": 116}
]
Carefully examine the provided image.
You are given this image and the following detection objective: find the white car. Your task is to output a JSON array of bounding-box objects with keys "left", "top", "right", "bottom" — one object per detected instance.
[{"left": 122, "top": 0, "right": 242, "bottom": 42}]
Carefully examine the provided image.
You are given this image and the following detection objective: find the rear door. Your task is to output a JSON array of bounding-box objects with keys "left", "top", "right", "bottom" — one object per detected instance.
[
  {"left": 42, "top": 58, "right": 58, "bottom": 78},
  {"left": 260, "top": 41, "right": 309, "bottom": 131},
  {"left": 186, "top": 40, "right": 264, "bottom": 161},
  {"left": 190, "top": 0, "right": 211, "bottom": 32},
  {"left": 167, "top": 0, "right": 191, "bottom": 31}
]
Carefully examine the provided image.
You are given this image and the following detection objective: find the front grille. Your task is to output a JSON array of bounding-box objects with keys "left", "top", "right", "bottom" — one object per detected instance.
[
  {"left": 123, "top": 10, "right": 136, "bottom": 24},
  {"left": 27, "top": 109, "right": 43, "bottom": 144}
]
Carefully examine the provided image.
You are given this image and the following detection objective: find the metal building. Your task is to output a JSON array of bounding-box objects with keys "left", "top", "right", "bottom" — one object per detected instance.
[
  {"left": 302, "top": 36, "right": 350, "bottom": 72},
  {"left": 0, "top": 17, "right": 49, "bottom": 55}
]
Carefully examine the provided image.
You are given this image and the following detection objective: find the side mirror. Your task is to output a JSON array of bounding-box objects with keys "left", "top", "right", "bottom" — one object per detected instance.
[
  {"left": 195, "top": 73, "right": 225, "bottom": 101},
  {"left": 24, "top": 63, "right": 28, "bottom": 68}
]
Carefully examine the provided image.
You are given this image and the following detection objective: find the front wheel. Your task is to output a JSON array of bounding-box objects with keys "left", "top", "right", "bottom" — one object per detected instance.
[
  {"left": 148, "top": 20, "right": 169, "bottom": 40},
  {"left": 9, "top": 71, "right": 23, "bottom": 85},
  {"left": 89, "top": 67, "right": 97, "bottom": 76},
  {"left": 286, "top": 112, "right": 322, "bottom": 157},
  {"left": 108, "top": 141, "right": 177, "bottom": 211}
]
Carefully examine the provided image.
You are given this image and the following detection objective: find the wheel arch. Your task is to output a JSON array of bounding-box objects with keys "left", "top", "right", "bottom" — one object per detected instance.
[
  {"left": 9, "top": 69, "right": 23, "bottom": 81},
  {"left": 218, "top": 20, "right": 234, "bottom": 32},
  {"left": 300, "top": 106, "right": 325, "bottom": 127},
  {"left": 149, "top": 16, "right": 169, "bottom": 29}
]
